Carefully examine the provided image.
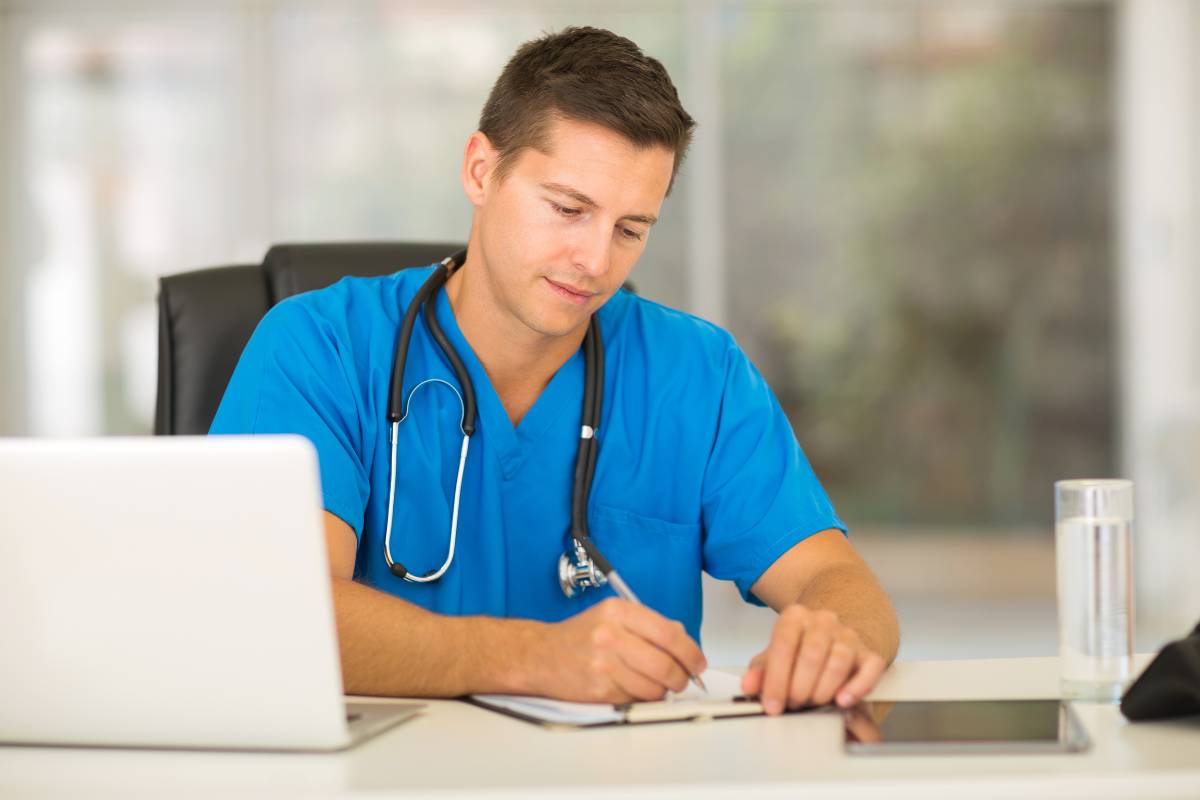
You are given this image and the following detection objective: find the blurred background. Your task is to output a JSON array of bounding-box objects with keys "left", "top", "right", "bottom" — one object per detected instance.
[{"left": 1, "top": 0, "right": 1197, "bottom": 665}]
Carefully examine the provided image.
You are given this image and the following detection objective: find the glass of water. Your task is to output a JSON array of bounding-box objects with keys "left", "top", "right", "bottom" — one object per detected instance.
[{"left": 1055, "top": 479, "right": 1134, "bottom": 702}]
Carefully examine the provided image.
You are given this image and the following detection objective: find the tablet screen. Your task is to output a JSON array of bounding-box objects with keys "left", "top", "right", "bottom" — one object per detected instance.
[{"left": 844, "top": 699, "right": 1089, "bottom": 754}]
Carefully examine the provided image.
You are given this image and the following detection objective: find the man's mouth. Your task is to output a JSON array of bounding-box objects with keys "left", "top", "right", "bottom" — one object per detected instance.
[{"left": 545, "top": 278, "right": 596, "bottom": 305}]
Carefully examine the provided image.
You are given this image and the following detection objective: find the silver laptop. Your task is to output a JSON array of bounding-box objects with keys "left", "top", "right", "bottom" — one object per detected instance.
[{"left": 0, "top": 435, "right": 421, "bottom": 751}]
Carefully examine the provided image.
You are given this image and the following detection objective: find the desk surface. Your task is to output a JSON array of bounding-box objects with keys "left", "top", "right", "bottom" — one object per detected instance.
[{"left": 2, "top": 655, "right": 1198, "bottom": 799}]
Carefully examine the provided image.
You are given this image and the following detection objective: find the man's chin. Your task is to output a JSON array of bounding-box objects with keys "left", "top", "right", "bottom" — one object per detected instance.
[{"left": 522, "top": 309, "right": 593, "bottom": 341}]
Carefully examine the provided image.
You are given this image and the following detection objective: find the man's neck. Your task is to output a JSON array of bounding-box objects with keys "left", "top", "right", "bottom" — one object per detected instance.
[{"left": 442, "top": 258, "right": 586, "bottom": 426}]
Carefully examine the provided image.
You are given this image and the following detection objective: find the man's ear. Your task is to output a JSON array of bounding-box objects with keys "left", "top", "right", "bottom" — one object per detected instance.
[{"left": 461, "top": 131, "right": 498, "bottom": 207}]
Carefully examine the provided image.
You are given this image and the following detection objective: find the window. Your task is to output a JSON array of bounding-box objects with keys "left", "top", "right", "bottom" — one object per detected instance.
[{"left": 719, "top": 4, "right": 1115, "bottom": 530}]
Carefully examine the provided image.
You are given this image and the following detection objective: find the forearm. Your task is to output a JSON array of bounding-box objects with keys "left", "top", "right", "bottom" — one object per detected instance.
[
  {"left": 331, "top": 578, "right": 547, "bottom": 697},
  {"left": 794, "top": 563, "right": 900, "bottom": 664}
]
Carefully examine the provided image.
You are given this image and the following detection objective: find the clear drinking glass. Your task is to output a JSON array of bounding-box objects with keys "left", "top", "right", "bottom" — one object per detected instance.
[{"left": 1055, "top": 479, "right": 1135, "bottom": 702}]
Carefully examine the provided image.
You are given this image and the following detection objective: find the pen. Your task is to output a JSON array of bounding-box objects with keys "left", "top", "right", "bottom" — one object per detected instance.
[{"left": 605, "top": 568, "right": 708, "bottom": 694}]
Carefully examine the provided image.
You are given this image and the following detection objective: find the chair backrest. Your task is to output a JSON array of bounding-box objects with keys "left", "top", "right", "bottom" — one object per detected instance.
[{"left": 155, "top": 242, "right": 462, "bottom": 436}]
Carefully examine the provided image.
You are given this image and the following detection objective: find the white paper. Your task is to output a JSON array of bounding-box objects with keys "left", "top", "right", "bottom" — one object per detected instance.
[
  {"left": 670, "top": 668, "right": 745, "bottom": 701},
  {"left": 471, "top": 669, "right": 748, "bottom": 726}
]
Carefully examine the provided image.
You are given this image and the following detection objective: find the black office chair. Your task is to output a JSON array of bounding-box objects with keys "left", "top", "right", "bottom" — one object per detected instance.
[{"left": 155, "top": 242, "right": 463, "bottom": 436}]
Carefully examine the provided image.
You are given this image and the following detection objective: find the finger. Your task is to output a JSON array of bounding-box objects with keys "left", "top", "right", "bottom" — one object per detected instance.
[
  {"left": 607, "top": 655, "right": 672, "bottom": 702},
  {"left": 617, "top": 603, "right": 707, "bottom": 679},
  {"left": 788, "top": 618, "right": 837, "bottom": 707},
  {"left": 760, "top": 606, "right": 807, "bottom": 714},
  {"left": 741, "top": 652, "right": 766, "bottom": 696},
  {"left": 615, "top": 627, "right": 690, "bottom": 694},
  {"left": 836, "top": 651, "right": 887, "bottom": 709},
  {"left": 810, "top": 638, "right": 858, "bottom": 706}
]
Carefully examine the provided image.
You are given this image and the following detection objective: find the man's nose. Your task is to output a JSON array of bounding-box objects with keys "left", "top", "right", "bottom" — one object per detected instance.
[{"left": 570, "top": 221, "right": 612, "bottom": 279}]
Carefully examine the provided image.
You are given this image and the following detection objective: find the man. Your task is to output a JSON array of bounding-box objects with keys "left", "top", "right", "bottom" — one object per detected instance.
[{"left": 211, "top": 26, "right": 899, "bottom": 714}]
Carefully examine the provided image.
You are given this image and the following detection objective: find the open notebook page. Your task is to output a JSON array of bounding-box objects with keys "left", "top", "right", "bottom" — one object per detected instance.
[{"left": 470, "top": 669, "right": 753, "bottom": 726}]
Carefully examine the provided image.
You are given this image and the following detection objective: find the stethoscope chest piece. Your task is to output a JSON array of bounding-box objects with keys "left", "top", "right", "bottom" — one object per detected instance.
[{"left": 558, "top": 542, "right": 608, "bottom": 598}]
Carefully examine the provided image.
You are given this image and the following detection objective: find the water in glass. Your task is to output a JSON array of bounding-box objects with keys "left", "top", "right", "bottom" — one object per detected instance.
[{"left": 1055, "top": 516, "right": 1133, "bottom": 702}]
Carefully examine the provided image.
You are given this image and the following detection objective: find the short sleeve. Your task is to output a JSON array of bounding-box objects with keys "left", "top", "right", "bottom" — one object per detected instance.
[
  {"left": 209, "top": 299, "right": 370, "bottom": 537},
  {"left": 700, "top": 344, "right": 846, "bottom": 605}
]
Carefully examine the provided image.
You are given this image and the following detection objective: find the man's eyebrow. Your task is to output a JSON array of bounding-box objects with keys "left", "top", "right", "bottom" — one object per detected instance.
[{"left": 540, "top": 182, "right": 658, "bottom": 226}]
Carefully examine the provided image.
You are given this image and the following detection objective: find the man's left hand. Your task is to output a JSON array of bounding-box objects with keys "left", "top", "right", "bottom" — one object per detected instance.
[{"left": 740, "top": 604, "right": 887, "bottom": 715}]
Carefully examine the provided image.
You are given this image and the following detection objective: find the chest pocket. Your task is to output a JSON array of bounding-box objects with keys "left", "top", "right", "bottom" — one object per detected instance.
[{"left": 587, "top": 503, "right": 703, "bottom": 633}]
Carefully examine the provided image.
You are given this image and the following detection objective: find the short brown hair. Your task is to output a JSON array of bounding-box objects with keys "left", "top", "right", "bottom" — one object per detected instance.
[{"left": 478, "top": 27, "right": 695, "bottom": 192}]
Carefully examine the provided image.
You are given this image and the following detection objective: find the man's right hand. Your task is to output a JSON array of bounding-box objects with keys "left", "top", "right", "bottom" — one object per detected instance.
[
  {"left": 534, "top": 598, "right": 707, "bottom": 704},
  {"left": 324, "top": 511, "right": 706, "bottom": 701}
]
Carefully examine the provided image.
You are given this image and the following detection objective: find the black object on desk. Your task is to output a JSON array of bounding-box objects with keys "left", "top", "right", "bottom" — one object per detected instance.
[{"left": 1120, "top": 618, "right": 1200, "bottom": 721}]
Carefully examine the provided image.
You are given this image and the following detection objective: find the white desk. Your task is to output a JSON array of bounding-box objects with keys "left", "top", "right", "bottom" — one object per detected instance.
[{"left": 2, "top": 655, "right": 1197, "bottom": 799}]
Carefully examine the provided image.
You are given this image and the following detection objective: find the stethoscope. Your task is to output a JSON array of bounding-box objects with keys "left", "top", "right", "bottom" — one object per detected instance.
[{"left": 382, "top": 250, "right": 614, "bottom": 598}]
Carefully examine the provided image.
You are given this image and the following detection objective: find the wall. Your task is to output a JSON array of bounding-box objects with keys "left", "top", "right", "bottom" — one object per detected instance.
[{"left": 1119, "top": 0, "right": 1200, "bottom": 641}]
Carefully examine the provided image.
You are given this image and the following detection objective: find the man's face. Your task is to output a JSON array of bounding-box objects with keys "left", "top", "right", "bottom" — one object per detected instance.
[{"left": 467, "top": 116, "right": 675, "bottom": 340}]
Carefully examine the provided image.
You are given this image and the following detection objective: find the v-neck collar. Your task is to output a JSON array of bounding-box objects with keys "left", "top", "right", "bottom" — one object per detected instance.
[{"left": 432, "top": 287, "right": 584, "bottom": 480}]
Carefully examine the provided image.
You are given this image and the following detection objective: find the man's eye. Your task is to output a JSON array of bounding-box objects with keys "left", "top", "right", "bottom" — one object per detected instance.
[
  {"left": 552, "top": 203, "right": 581, "bottom": 217},
  {"left": 620, "top": 227, "right": 645, "bottom": 242}
]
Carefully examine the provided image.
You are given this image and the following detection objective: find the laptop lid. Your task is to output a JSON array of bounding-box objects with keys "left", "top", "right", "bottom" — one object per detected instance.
[{"left": 0, "top": 435, "right": 354, "bottom": 750}]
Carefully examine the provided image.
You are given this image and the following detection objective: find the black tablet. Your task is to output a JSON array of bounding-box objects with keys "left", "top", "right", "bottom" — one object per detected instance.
[{"left": 844, "top": 699, "right": 1091, "bottom": 755}]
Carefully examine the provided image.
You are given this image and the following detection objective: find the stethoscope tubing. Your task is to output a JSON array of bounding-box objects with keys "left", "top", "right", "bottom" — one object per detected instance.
[
  {"left": 383, "top": 379, "right": 471, "bottom": 582},
  {"left": 383, "top": 250, "right": 607, "bottom": 588},
  {"left": 571, "top": 316, "right": 610, "bottom": 574},
  {"left": 387, "top": 255, "right": 476, "bottom": 434}
]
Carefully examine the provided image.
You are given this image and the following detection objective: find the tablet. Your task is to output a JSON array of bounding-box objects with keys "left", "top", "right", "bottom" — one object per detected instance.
[{"left": 844, "top": 699, "right": 1090, "bottom": 755}]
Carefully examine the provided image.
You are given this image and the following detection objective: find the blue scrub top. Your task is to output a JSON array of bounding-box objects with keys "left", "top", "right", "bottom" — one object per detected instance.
[{"left": 210, "top": 265, "right": 845, "bottom": 642}]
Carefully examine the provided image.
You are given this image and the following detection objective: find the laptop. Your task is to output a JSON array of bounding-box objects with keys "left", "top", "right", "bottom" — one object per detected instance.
[{"left": 0, "top": 435, "right": 421, "bottom": 751}]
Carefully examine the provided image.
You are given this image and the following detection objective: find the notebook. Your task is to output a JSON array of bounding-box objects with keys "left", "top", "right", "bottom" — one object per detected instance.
[{"left": 470, "top": 669, "right": 815, "bottom": 727}]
